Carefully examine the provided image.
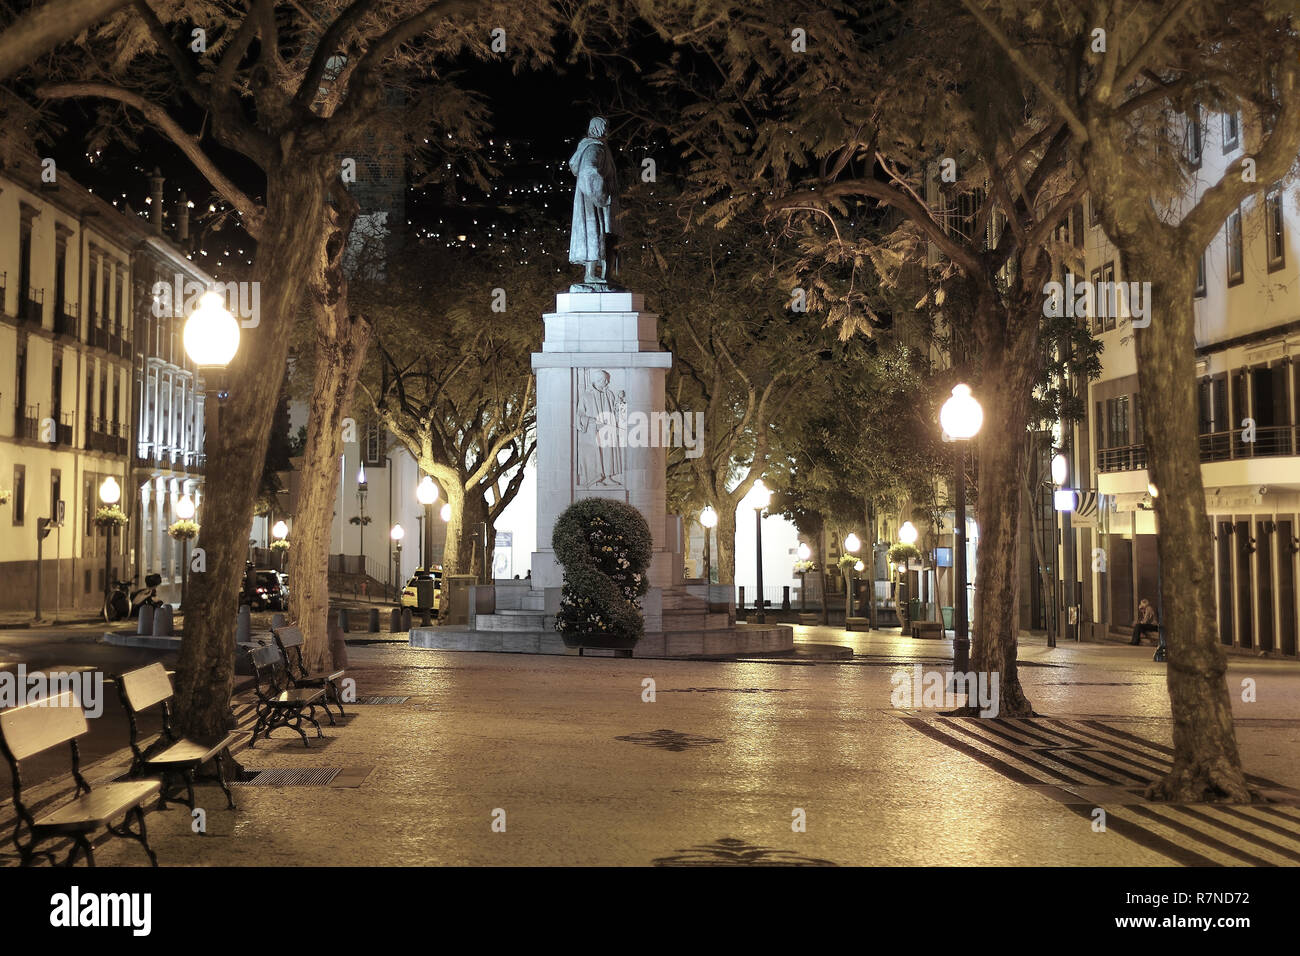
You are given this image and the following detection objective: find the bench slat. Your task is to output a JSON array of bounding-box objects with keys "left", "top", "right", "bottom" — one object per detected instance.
[
  {"left": 0, "top": 691, "right": 86, "bottom": 761},
  {"left": 35, "top": 780, "right": 161, "bottom": 832},
  {"left": 119, "top": 662, "right": 173, "bottom": 713},
  {"left": 273, "top": 626, "right": 305, "bottom": 649}
]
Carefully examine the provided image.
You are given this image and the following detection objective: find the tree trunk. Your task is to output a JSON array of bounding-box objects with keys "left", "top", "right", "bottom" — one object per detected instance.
[
  {"left": 290, "top": 227, "right": 372, "bottom": 673},
  {"left": 1136, "top": 258, "right": 1248, "bottom": 801},
  {"left": 714, "top": 501, "right": 737, "bottom": 585},
  {"left": 461, "top": 491, "right": 487, "bottom": 580},
  {"left": 969, "top": 297, "right": 1039, "bottom": 717},
  {"left": 173, "top": 165, "right": 329, "bottom": 740}
]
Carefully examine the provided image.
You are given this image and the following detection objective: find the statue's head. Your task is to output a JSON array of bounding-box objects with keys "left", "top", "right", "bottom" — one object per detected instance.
[
  {"left": 587, "top": 116, "right": 608, "bottom": 139},
  {"left": 596, "top": 370, "right": 610, "bottom": 387}
]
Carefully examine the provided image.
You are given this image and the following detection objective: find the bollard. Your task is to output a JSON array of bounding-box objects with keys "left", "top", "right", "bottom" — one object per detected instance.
[
  {"left": 401, "top": 607, "right": 412, "bottom": 631},
  {"left": 153, "top": 604, "right": 174, "bottom": 637},
  {"left": 236, "top": 604, "right": 251, "bottom": 644},
  {"left": 368, "top": 607, "right": 380, "bottom": 633},
  {"left": 271, "top": 612, "right": 286, "bottom": 629},
  {"left": 336, "top": 607, "right": 350, "bottom": 634},
  {"left": 329, "top": 622, "right": 349, "bottom": 669},
  {"left": 137, "top": 604, "right": 155, "bottom": 635},
  {"left": 421, "top": 607, "right": 432, "bottom": 627},
  {"left": 782, "top": 585, "right": 791, "bottom": 611},
  {"left": 389, "top": 608, "right": 402, "bottom": 632}
]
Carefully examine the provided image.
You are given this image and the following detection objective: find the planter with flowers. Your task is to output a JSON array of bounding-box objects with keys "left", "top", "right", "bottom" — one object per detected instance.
[{"left": 94, "top": 505, "right": 129, "bottom": 531}]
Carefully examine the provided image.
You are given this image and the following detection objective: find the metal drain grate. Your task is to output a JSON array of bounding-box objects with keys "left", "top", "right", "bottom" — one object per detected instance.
[
  {"left": 234, "top": 768, "right": 342, "bottom": 787},
  {"left": 352, "top": 696, "right": 410, "bottom": 704}
]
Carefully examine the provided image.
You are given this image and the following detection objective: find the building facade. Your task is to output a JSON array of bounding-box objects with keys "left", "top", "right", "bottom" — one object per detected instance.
[
  {"left": 1075, "top": 105, "right": 1300, "bottom": 655},
  {"left": 0, "top": 152, "right": 215, "bottom": 614}
]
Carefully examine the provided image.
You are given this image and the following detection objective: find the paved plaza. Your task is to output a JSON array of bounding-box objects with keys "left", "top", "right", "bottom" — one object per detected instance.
[{"left": 7, "top": 628, "right": 1298, "bottom": 867}]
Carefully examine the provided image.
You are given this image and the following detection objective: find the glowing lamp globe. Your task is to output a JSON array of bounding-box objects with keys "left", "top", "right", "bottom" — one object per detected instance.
[
  {"left": 899, "top": 521, "right": 918, "bottom": 545},
  {"left": 1051, "top": 453, "right": 1069, "bottom": 487},
  {"left": 98, "top": 476, "right": 121, "bottom": 505},
  {"left": 854, "top": 561, "right": 865, "bottom": 573},
  {"left": 844, "top": 533, "right": 861, "bottom": 554},
  {"left": 416, "top": 476, "right": 439, "bottom": 505},
  {"left": 272, "top": 520, "right": 289, "bottom": 540},
  {"left": 749, "top": 479, "right": 772, "bottom": 511},
  {"left": 1147, "top": 482, "right": 1159, "bottom": 499},
  {"left": 175, "top": 493, "right": 196, "bottom": 520},
  {"left": 940, "top": 384, "right": 983, "bottom": 440},
  {"left": 390, "top": 523, "right": 405, "bottom": 542},
  {"left": 440, "top": 504, "right": 452, "bottom": 522},
  {"left": 357, "top": 465, "right": 367, "bottom": 487},
  {"left": 797, "top": 542, "right": 811, "bottom": 561},
  {"left": 183, "top": 291, "right": 240, "bottom": 368},
  {"left": 700, "top": 506, "right": 718, "bottom": 529}
]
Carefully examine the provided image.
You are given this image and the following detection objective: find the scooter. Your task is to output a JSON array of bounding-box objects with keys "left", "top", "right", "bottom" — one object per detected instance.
[{"left": 104, "top": 573, "right": 164, "bottom": 622}]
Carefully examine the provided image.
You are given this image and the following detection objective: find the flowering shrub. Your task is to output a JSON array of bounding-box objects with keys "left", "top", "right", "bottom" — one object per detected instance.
[
  {"left": 887, "top": 543, "right": 923, "bottom": 567},
  {"left": 270, "top": 539, "right": 290, "bottom": 552},
  {"left": 793, "top": 558, "right": 816, "bottom": 574},
  {"left": 94, "top": 505, "right": 128, "bottom": 529},
  {"left": 553, "top": 498, "right": 652, "bottom": 643},
  {"left": 168, "top": 519, "right": 200, "bottom": 540}
]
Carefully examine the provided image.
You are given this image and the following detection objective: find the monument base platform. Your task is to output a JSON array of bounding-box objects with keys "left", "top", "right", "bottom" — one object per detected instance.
[{"left": 409, "top": 621, "right": 794, "bottom": 659}]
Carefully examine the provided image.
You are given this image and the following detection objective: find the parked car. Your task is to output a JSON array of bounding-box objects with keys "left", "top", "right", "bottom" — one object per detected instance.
[
  {"left": 401, "top": 568, "right": 443, "bottom": 615},
  {"left": 243, "top": 568, "right": 289, "bottom": 611}
]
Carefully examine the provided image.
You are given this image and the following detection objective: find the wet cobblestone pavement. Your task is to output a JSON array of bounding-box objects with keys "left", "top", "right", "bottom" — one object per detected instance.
[{"left": 7, "top": 628, "right": 1300, "bottom": 866}]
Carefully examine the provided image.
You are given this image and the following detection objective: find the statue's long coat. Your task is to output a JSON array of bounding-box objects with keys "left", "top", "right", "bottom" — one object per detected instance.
[{"left": 569, "top": 137, "right": 619, "bottom": 264}]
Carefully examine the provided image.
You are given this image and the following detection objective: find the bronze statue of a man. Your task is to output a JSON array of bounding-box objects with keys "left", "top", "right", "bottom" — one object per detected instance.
[{"left": 568, "top": 116, "right": 621, "bottom": 290}]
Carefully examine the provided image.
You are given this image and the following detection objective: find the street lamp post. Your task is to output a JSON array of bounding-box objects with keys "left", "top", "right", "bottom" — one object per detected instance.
[
  {"left": 843, "top": 532, "right": 861, "bottom": 621},
  {"left": 98, "top": 476, "right": 121, "bottom": 615},
  {"left": 389, "top": 523, "right": 405, "bottom": 603},
  {"left": 940, "top": 384, "right": 984, "bottom": 674},
  {"left": 1049, "top": 452, "right": 1071, "bottom": 648},
  {"left": 272, "top": 519, "right": 289, "bottom": 573},
  {"left": 898, "top": 520, "right": 918, "bottom": 632},
  {"left": 357, "top": 465, "right": 368, "bottom": 584},
  {"left": 797, "top": 541, "right": 811, "bottom": 611},
  {"left": 416, "top": 476, "right": 439, "bottom": 571},
  {"left": 182, "top": 290, "right": 240, "bottom": 617},
  {"left": 751, "top": 481, "right": 771, "bottom": 623},
  {"left": 176, "top": 492, "right": 196, "bottom": 609},
  {"left": 700, "top": 507, "right": 718, "bottom": 584}
]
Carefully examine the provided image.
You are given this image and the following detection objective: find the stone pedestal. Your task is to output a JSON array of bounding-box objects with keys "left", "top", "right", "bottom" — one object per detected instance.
[
  {"left": 529, "top": 292, "right": 681, "bottom": 627},
  {"left": 408, "top": 288, "right": 793, "bottom": 659}
]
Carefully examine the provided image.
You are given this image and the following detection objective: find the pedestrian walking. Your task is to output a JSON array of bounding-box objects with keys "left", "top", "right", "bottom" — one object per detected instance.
[{"left": 1130, "top": 598, "right": 1159, "bottom": 645}]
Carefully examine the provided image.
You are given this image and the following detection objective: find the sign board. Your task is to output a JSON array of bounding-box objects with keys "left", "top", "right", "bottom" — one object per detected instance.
[{"left": 55, "top": 499, "right": 66, "bottom": 527}]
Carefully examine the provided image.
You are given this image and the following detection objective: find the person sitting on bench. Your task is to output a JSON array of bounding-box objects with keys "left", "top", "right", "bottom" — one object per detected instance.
[{"left": 1130, "top": 598, "right": 1159, "bottom": 645}]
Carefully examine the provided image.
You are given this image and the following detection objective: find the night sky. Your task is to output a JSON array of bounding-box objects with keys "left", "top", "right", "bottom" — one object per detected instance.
[{"left": 41, "top": 48, "right": 641, "bottom": 273}]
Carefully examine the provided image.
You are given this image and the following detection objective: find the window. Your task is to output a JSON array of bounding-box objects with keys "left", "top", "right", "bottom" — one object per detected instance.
[
  {"left": 12, "top": 465, "right": 25, "bottom": 525},
  {"left": 363, "top": 420, "right": 384, "bottom": 465},
  {"left": 1186, "top": 106, "right": 1203, "bottom": 167},
  {"left": 1195, "top": 252, "right": 1207, "bottom": 298},
  {"left": 89, "top": 252, "right": 100, "bottom": 325},
  {"left": 1071, "top": 203, "right": 1084, "bottom": 249},
  {"left": 1266, "top": 185, "right": 1285, "bottom": 272},
  {"left": 1106, "top": 396, "right": 1130, "bottom": 448},
  {"left": 1089, "top": 267, "right": 1103, "bottom": 330},
  {"left": 1088, "top": 194, "right": 1100, "bottom": 228},
  {"left": 1101, "top": 260, "right": 1117, "bottom": 331},
  {"left": 1198, "top": 374, "right": 1228, "bottom": 435},
  {"left": 1222, "top": 111, "right": 1240, "bottom": 152},
  {"left": 50, "top": 469, "right": 61, "bottom": 524},
  {"left": 1226, "top": 206, "right": 1244, "bottom": 286}
]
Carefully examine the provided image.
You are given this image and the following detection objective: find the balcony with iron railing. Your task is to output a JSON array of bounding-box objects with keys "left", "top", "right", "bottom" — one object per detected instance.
[
  {"left": 54, "top": 301, "right": 79, "bottom": 339},
  {"left": 57, "top": 411, "right": 74, "bottom": 446},
  {"left": 1098, "top": 425, "right": 1299, "bottom": 474},
  {"left": 15, "top": 404, "right": 39, "bottom": 440},
  {"left": 90, "top": 323, "right": 108, "bottom": 351},
  {"left": 19, "top": 288, "right": 43, "bottom": 325}
]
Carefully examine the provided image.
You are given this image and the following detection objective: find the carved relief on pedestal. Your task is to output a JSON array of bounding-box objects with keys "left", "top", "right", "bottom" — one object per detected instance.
[{"left": 575, "top": 367, "right": 627, "bottom": 488}]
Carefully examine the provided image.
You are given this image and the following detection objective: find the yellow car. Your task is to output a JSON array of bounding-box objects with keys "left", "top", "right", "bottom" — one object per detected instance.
[{"left": 401, "top": 568, "right": 443, "bottom": 615}]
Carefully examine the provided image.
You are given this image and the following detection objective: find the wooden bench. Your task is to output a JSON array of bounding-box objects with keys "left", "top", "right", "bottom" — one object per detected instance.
[
  {"left": 116, "top": 663, "right": 241, "bottom": 813},
  {"left": 272, "top": 625, "right": 347, "bottom": 725},
  {"left": 246, "top": 643, "right": 327, "bottom": 748},
  {"left": 0, "top": 690, "right": 159, "bottom": 866}
]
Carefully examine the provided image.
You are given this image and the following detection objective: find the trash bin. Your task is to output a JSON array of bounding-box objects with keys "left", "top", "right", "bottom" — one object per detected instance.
[{"left": 941, "top": 606, "right": 954, "bottom": 630}]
